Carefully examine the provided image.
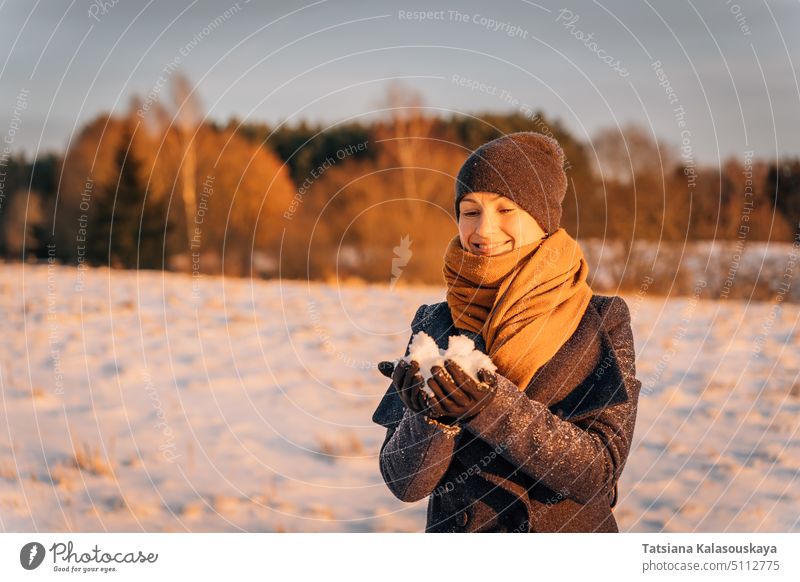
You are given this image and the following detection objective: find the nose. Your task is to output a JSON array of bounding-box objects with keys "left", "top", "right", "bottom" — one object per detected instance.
[{"left": 475, "top": 210, "right": 497, "bottom": 238}]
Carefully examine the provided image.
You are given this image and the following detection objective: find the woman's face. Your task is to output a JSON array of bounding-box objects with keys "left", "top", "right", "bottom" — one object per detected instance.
[{"left": 458, "top": 192, "right": 547, "bottom": 257}]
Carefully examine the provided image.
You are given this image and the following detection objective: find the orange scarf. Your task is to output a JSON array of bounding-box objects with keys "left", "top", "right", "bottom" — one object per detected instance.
[{"left": 442, "top": 228, "right": 593, "bottom": 395}]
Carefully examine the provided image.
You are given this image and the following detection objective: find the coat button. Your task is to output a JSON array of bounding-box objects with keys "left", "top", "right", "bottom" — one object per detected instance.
[{"left": 455, "top": 510, "right": 469, "bottom": 527}]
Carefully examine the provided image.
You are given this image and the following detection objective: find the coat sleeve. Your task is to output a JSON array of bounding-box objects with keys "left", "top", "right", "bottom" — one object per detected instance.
[
  {"left": 463, "top": 296, "right": 642, "bottom": 506},
  {"left": 372, "top": 304, "right": 461, "bottom": 503}
]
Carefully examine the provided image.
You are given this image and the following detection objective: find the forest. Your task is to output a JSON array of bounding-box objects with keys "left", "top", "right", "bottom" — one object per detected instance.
[{"left": 2, "top": 76, "right": 799, "bottom": 287}]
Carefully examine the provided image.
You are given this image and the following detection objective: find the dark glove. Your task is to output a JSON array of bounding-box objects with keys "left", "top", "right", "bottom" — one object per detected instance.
[
  {"left": 380, "top": 359, "right": 429, "bottom": 414},
  {"left": 377, "top": 360, "right": 396, "bottom": 379},
  {"left": 425, "top": 359, "right": 498, "bottom": 422}
]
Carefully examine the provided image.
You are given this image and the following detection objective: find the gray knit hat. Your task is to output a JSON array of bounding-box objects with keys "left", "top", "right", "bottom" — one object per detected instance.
[{"left": 454, "top": 132, "right": 568, "bottom": 234}]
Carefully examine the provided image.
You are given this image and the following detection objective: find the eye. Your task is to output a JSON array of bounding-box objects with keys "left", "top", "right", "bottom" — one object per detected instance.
[
  {"left": 462, "top": 210, "right": 479, "bottom": 217},
  {"left": 499, "top": 208, "right": 515, "bottom": 214}
]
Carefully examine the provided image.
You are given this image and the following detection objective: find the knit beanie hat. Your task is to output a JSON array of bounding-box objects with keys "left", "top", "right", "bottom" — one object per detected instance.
[{"left": 454, "top": 132, "right": 568, "bottom": 234}]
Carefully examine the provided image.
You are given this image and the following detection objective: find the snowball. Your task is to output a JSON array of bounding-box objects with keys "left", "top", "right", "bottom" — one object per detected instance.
[{"left": 397, "top": 331, "right": 497, "bottom": 397}]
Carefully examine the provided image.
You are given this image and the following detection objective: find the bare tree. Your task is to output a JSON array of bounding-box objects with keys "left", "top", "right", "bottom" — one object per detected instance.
[
  {"left": 372, "top": 81, "right": 435, "bottom": 208},
  {"left": 171, "top": 72, "right": 204, "bottom": 256},
  {"left": 590, "top": 123, "right": 675, "bottom": 186}
]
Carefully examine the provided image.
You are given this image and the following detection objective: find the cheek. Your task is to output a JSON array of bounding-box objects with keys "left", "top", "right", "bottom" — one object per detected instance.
[{"left": 499, "top": 218, "right": 523, "bottom": 241}]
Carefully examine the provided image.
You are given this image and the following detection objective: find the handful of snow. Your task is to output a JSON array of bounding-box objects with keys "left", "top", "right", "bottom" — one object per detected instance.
[{"left": 394, "top": 331, "right": 497, "bottom": 397}]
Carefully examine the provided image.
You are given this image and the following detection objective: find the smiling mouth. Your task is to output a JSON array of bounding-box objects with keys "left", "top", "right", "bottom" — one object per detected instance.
[{"left": 471, "top": 241, "right": 511, "bottom": 255}]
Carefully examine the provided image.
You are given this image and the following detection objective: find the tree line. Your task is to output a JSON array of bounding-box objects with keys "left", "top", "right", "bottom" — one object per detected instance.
[{"left": 2, "top": 77, "right": 799, "bottom": 285}]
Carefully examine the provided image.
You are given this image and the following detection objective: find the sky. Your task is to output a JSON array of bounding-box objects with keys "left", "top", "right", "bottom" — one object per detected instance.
[{"left": 1, "top": 0, "right": 799, "bottom": 166}]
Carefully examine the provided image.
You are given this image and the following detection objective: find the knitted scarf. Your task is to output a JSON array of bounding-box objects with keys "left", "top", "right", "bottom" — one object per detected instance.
[{"left": 442, "top": 228, "right": 593, "bottom": 396}]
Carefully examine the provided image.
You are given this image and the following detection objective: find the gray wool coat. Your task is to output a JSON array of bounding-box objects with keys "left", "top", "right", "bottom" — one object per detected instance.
[{"left": 372, "top": 294, "right": 642, "bottom": 533}]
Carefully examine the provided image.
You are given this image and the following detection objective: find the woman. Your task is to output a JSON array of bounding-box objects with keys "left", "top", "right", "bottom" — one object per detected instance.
[{"left": 372, "top": 132, "right": 642, "bottom": 533}]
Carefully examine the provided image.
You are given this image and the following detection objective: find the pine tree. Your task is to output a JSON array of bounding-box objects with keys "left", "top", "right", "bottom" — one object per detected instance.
[
  {"left": 769, "top": 159, "right": 800, "bottom": 234},
  {"left": 89, "top": 121, "right": 174, "bottom": 269}
]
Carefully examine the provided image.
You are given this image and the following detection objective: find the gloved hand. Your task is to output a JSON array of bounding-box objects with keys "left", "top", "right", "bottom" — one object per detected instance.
[
  {"left": 378, "top": 359, "right": 429, "bottom": 414},
  {"left": 377, "top": 360, "right": 396, "bottom": 379},
  {"left": 425, "top": 359, "right": 498, "bottom": 422}
]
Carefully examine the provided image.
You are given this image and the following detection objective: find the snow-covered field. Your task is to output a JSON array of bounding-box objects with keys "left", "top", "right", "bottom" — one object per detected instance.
[{"left": 0, "top": 263, "right": 798, "bottom": 532}]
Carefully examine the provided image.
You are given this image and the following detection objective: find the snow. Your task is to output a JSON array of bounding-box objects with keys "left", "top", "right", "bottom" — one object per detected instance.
[
  {"left": 581, "top": 238, "right": 800, "bottom": 301},
  {"left": 400, "top": 332, "right": 497, "bottom": 396},
  {"left": 0, "top": 262, "right": 798, "bottom": 532}
]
